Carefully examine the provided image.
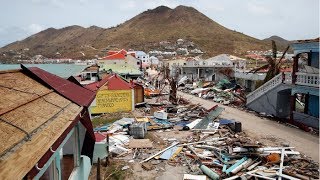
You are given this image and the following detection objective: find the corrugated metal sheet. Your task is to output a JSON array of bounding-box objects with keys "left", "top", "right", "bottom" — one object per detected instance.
[
  {"left": 85, "top": 74, "right": 133, "bottom": 91},
  {"left": 22, "top": 65, "right": 95, "bottom": 107},
  {"left": 193, "top": 106, "right": 224, "bottom": 129}
]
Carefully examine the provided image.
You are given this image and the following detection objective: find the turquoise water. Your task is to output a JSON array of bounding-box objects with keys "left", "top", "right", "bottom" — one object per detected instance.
[{"left": 0, "top": 64, "right": 88, "bottom": 78}]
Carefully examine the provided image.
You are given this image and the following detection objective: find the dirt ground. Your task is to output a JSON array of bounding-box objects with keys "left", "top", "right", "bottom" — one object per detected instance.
[{"left": 178, "top": 91, "right": 320, "bottom": 162}]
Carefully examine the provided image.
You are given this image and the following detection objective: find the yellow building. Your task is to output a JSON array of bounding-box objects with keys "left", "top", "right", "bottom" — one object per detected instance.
[{"left": 85, "top": 74, "right": 135, "bottom": 114}]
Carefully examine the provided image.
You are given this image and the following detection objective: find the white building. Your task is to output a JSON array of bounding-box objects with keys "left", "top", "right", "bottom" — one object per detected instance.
[{"left": 150, "top": 56, "right": 160, "bottom": 66}]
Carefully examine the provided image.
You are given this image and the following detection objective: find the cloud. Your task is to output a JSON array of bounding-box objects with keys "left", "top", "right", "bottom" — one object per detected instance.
[
  {"left": 119, "top": 0, "right": 137, "bottom": 10},
  {"left": 247, "top": 2, "right": 272, "bottom": 15},
  {"left": 195, "top": 1, "right": 225, "bottom": 12},
  {"left": 79, "top": 0, "right": 88, "bottom": 3},
  {"left": 144, "top": 0, "right": 180, "bottom": 9},
  {"left": 30, "top": 0, "right": 65, "bottom": 8},
  {"left": 0, "top": 24, "right": 45, "bottom": 47},
  {"left": 26, "top": 24, "right": 44, "bottom": 34}
]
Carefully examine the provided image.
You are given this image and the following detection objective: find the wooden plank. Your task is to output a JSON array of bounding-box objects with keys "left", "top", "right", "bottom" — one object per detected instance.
[
  {"left": 0, "top": 104, "right": 82, "bottom": 179},
  {"left": 0, "top": 121, "right": 26, "bottom": 157},
  {"left": 128, "top": 139, "right": 153, "bottom": 149},
  {"left": 0, "top": 93, "right": 72, "bottom": 155},
  {"left": 0, "top": 71, "right": 52, "bottom": 114},
  {"left": 0, "top": 72, "right": 50, "bottom": 96},
  {"left": 0, "top": 90, "right": 54, "bottom": 116}
]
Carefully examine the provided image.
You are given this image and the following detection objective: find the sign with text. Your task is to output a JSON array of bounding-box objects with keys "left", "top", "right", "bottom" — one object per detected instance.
[{"left": 91, "top": 90, "right": 132, "bottom": 113}]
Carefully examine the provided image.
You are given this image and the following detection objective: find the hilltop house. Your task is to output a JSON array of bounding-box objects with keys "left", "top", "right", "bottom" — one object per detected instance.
[
  {"left": 98, "top": 49, "right": 143, "bottom": 79},
  {"left": 98, "top": 49, "right": 141, "bottom": 69},
  {"left": 0, "top": 65, "right": 95, "bottom": 179},
  {"left": 149, "top": 56, "right": 160, "bottom": 67},
  {"left": 135, "top": 51, "right": 151, "bottom": 68},
  {"left": 176, "top": 48, "right": 189, "bottom": 56},
  {"left": 149, "top": 50, "right": 162, "bottom": 56}
]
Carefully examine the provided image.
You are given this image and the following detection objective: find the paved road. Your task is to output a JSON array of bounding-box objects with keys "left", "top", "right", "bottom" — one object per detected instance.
[{"left": 178, "top": 91, "right": 319, "bottom": 162}]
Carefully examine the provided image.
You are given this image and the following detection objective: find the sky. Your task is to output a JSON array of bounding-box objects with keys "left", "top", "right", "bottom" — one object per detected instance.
[{"left": 0, "top": 0, "right": 319, "bottom": 47}]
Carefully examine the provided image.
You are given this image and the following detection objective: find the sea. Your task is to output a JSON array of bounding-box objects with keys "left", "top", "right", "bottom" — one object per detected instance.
[{"left": 0, "top": 64, "right": 88, "bottom": 78}]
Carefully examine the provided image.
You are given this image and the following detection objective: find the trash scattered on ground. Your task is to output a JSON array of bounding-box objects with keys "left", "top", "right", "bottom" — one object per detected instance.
[
  {"left": 93, "top": 92, "right": 319, "bottom": 179},
  {"left": 178, "top": 78, "right": 247, "bottom": 107}
]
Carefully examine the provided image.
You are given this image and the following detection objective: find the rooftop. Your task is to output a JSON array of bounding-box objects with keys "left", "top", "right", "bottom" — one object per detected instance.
[
  {"left": 85, "top": 73, "right": 133, "bottom": 91},
  {"left": 100, "top": 64, "right": 142, "bottom": 75},
  {"left": 0, "top": 69, "right": 82, "bottom": 179}
]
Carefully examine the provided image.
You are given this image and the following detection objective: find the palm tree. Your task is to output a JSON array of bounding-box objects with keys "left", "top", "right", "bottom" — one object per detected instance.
[{"left": 250, "top": 40, "right": 290, "bottom": 83}]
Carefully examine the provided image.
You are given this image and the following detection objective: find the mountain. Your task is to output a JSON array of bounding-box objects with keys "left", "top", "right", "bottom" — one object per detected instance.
[
  {"left": 263, "top": 35, "right": 291, "bottom": 48},
  {"left": 0, "top": 5, "right": 276, "bottom": 61}
]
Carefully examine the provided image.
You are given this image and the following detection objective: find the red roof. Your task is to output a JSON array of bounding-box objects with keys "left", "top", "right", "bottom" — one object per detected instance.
[
  {"left": 22, "top": 65, "right": 95, "bottom": 107},
  {"left": 84, "top": 73, "right": 133, "bottom": 91},
  {"left": 94, "top": 132, "right": 106, "bottom": 142},
  {"left": 102, "top": 49, "right": 127, "bottom": 60}
]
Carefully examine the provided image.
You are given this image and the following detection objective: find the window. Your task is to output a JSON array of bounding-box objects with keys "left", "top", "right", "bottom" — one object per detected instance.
[
  {"left": 137, "top": 62, "right": 140, "bottom": 65},
  {"left": 85, "top": 73, "right": 91, "bottom": 80}
]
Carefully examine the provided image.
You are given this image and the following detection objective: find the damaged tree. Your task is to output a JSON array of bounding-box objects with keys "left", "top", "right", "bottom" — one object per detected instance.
[
  {"left": 250, "top": 40, "right": 290, "bottom": 84},
  {"left": 165, "top": 65, "right": 179, "bottom": 105},
  {"left": 169, "top": 77, "right": 178, "bottom": 104}
]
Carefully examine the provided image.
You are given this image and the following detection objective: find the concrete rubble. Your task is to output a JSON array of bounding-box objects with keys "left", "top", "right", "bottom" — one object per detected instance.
[{"left": 94, "top": 93, "right": 319, "bottom": 180}]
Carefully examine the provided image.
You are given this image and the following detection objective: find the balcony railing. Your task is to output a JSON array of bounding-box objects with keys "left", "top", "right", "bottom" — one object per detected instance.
[
  {"left": 246, "top": 71, "right": 319, "bottom": 104},
  {"left": 296, "top": 72, "right": 319, "bottom": 87},
  {"left": 283, "top": 72, "right": 292, "bottom": 84}
]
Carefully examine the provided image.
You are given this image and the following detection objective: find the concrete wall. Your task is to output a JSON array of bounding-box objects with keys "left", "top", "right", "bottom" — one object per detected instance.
[
  {"left": 246, "top": 84, "right": 292, "bottom": 117},
  {"left": 181, "top": 67, "right": 227, "bottom": 82},
  {"left": 236, "top": 79, "right": 257, "bottom": 92},
  {"left": 90, "top": 89, "right": 133, "bottom": 114},
  {"left": 308, "top": 95, "right": 319, "bottom": 117},
  {"left": 293, "top": 111, "right": 319, "bottom": 129}
]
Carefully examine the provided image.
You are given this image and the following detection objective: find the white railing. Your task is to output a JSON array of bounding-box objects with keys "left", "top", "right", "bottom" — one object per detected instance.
[
  {"left": 246, "top": 73, "right": 283, "bottom": 104},
  {"left": 296, "top": 72, "right": 319, "bottom": 87},
  {"left": 283, "top": 72, "right": 292, "bottom": 84}
]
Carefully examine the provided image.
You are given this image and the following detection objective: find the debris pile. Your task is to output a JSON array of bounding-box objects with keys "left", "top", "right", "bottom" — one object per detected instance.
[
  {"left": 178, "top": 77, "right": 246, "bottom": 106},
  {"left": 93, "top": 99, "right": 319, "bottom": 179}
]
